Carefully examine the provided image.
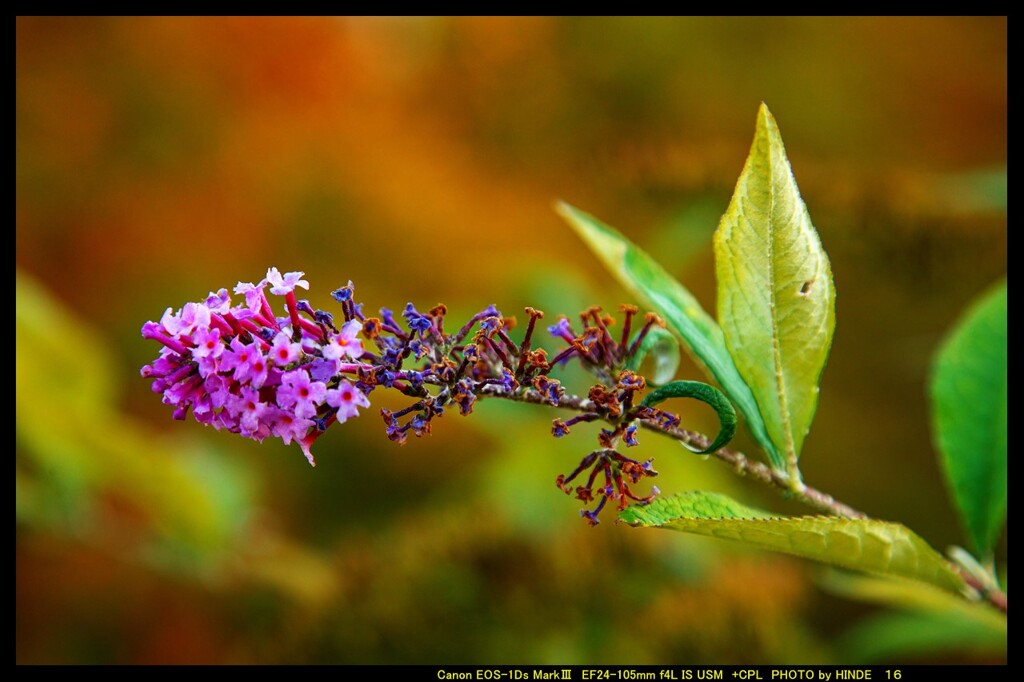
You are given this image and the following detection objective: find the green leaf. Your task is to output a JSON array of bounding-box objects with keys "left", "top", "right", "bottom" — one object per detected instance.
[
  {"left": 621, "top": 492, "right": 965, "bottom": 594},
  {"left": 930, "top": 280, "right": 1007, "bottom": 557},
  {"left": 625, "top": 326, "right": 680, "bottom": 386},
  {"left": 821, "top": 570, "right": 1006, "bottom": 628},
  {"left": 836, "top": 610, "right": 1006, "bottom": 663},
  {"left": 822, "top": 572, "right": 1006, "bottom": 662},
  {"left": 557, "top": 201, "right": 784, "bottom": 470},
  {"left": 641, "top": 380, "right": 737, "bottom": 454},
  {"left": 713, "top": 104, "right": 836, "bottom": 483}
]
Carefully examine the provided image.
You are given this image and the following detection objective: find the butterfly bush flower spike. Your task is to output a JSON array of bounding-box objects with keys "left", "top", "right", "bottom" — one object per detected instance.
[
  {"left": 142, "top": 268, "right": 676, "bottom": 523},
  {"left": 141, "top": 268, "right": 369, "bottom": 467}
]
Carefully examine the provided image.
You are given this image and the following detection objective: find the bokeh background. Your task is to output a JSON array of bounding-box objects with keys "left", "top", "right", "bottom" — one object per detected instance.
[{"left": 16, "top": 17, "right": 1006, "bottom": 664}]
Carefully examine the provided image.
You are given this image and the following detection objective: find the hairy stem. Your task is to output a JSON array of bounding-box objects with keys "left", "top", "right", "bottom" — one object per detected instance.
[{"left": 477, "top": 384, "right": 866, "bottom": 518}]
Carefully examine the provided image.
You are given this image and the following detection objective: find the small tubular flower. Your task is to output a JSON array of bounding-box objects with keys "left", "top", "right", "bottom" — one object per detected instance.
[{"left": 141, "top": 268, "right": 373, "bottom": 466}]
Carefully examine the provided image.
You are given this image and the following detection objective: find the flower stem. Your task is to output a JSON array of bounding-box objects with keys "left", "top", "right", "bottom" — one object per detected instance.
[{"left": 476, "top": 383, "right": 867, "bottom": 518}]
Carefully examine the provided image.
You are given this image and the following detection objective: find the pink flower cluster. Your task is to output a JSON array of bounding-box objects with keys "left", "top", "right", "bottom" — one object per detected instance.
[{"left": 141, "top": 268, "right": 370, "bottom": 466}]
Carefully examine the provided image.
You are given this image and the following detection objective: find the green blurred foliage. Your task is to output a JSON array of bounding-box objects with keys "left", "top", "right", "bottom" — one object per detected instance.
[
  {"left": 930, "top": 281, "right": 1007, "bottom": 557},
  {"left": 16, "top": 17, "right": 1005, "bottom": 664},
  {"left": 823, "top": 572, "right": 1005, "bottom": 663}
]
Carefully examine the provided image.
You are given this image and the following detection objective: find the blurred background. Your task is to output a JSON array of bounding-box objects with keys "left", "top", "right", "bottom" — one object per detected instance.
[{"left": 16, "top": 17, "right": 1006, "bottom": 664}]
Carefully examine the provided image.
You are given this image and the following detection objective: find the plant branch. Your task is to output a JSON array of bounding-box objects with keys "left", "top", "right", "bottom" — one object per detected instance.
[
  {"left": 476, "top": 384, "right": 867, "bottom": 519},
  {"left": 960, "top": 573, "right": 1008, "bottom": 615}
]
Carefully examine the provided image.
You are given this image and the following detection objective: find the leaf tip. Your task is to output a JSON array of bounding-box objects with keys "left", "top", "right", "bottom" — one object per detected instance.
[
  {"left": 554, "top": 201, "right": 589, "bottom": 242},
  {"left": 755, "top": 102, "right": 780, "bottom": 138},
  {"left": 553, "top": 199, "right": 577, "bottom": 220}
]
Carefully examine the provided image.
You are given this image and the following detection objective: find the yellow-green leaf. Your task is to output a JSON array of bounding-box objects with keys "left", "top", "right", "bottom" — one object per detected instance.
[
  {"left": 621, "top": 492, "right": 965, "bottom": 594},
  {"left": 557, "top": 201, "right": 784, "bottom": 470},
  {"left": 837, "top": 610, "right": 1006, "bottom": 663},
  {"left": 930, "top": 280, "right": 1007, "bottom": 557},
  {"left": 714, "top": 104, "right": 836, "bottom": 482},
  {"left": 822, "top": 572, "right": 1006, "bottom": 661},
  {"left": 821, "top": 570, "right": 1006, "bottom": 629}
]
